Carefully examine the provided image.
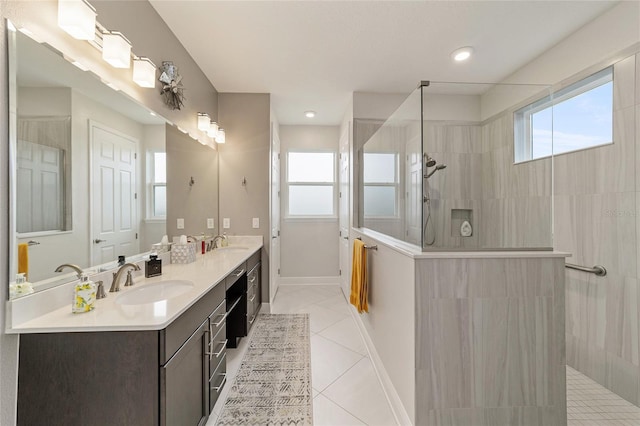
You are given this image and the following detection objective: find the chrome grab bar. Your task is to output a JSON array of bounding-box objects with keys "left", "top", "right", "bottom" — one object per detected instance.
[{"left": 565, "top": 262, "right": 607, "bottom": 277}]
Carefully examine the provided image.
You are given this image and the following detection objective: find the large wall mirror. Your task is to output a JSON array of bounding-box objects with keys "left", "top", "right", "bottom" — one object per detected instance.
[{"left": 8, "top": 23, "right": 170, "bottom": 296}]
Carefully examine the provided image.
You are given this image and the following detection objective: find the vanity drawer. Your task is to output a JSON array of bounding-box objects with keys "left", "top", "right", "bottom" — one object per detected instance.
[
  {"left": 226, "top": 262, "right": 247, "bottom": 289},
  {"left": 209, "top": 352, "right": 227, "bottom": 413},
  {"left": 246, "top": 250, "right": 261, "bottom": 272},
  {"left": 160, "top": 281, "right": 225, "bottom": 365},
  {"left": 209, "top": 299, "right": 226, "bottom": 337},
  {"left": 209, "top": 323, "right": 227, "bottom": 379}
]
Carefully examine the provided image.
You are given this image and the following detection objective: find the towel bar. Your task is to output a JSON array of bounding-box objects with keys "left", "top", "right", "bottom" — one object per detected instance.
[{"left": 356, "top": 237, "right": 378, "bottom": 251}]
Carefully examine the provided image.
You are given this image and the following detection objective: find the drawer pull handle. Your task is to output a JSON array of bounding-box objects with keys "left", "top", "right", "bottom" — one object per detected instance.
[
  {"left": 233, "top": 268, "right": 245, "bottom": 277},
  {"left": 248, "top": 314, "right": 256, "bottom": 325},
  {"left": 214, "top": 340, "right": 228, "bottom": 358},
  {"left": 212, "top": 373, "right": 227, "bottom": 392},
  {"left": 248, "top": 295, "right": 256, "bottom": 303},
  {"left": 248, "top": 276, "right": 257, "bottom": 283},
  {"left": 212, "top": 313, "right": 226, "bottom": 328}
]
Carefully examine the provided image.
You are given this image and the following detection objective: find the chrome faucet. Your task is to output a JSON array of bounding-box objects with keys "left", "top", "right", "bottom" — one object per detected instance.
[
  {"left": 109, "top": 263, "right": 141, "bottom": 292},
  {"left": 54, "top": 263, "right": 84, "bottom": 280},
  {"left": 212, "top": 234, "right": 228, "bottom": 248}
]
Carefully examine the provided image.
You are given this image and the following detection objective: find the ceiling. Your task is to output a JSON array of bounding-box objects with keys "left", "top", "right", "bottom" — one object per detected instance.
[{"left": 149, "top": 0, "right": 618, "bottom": 125}]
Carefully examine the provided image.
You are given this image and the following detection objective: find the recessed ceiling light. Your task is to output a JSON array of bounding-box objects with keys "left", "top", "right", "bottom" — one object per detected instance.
[
  {"left": 451, "top": 46, "right": 474, "bottom": 62},
  {"left": 305, "top": 111, "right": 316, "bottom": 118}
]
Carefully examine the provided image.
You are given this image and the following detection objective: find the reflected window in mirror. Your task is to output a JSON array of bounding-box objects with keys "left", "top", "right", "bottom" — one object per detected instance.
[
  {"left": 17, "top": 116, "right": 72, "bottom": 234},
  {"left": 148, "top": 151, "right": 167, "bottom": 219}
]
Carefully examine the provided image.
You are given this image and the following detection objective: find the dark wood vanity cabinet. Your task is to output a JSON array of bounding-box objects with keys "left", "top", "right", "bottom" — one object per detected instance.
[
  {"left": 17, "top": 276, "right": 227, "bottom": 426},
  {"left": 246, "top": 251, "right": 262, "bottom": 332}
]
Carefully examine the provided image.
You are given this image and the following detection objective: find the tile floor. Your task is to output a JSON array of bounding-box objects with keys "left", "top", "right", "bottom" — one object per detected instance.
[
  {"left": 208, "top": 284, "right": 640, "bottom": 426},
  {"left": 208, "top": 284, "right": 397, "bottom": 426},
  {"left": 567, "top": 365, "right": 640, "bottom": 426}
]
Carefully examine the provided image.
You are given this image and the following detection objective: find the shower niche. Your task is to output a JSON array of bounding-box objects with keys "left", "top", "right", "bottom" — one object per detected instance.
[{"left": 360, "top": 80, "right": 553, "bottom": 251}]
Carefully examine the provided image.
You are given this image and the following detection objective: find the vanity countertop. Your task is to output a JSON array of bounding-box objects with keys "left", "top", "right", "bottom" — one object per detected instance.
[{"left": 6, "top": 238, "right": 263, "bottom": 334}]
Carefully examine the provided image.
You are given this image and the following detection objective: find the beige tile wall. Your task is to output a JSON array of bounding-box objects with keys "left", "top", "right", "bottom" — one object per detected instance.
[
  {"left": 415, "top": 256, "right": 566, "bottom": 425},
  {"left": 558, "top": 52, "right": 640, "bottom": 406}
]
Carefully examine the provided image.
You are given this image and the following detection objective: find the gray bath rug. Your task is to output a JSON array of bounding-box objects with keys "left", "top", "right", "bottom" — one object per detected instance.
[{"left": 216, "top": 313, "right": 312, "bottom": 426}]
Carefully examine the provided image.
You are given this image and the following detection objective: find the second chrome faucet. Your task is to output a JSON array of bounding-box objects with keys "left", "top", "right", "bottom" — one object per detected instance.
[{"left": 110, "top": 263, "right": 141, "bottom": 293}]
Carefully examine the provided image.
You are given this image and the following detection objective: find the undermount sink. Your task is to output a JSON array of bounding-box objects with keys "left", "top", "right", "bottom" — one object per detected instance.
[
  {"left": 114, "top": 280, "right": 195, "bottom": 305},
  {"left": 215, "top": 246, "right": 249, "bottom": 252}
]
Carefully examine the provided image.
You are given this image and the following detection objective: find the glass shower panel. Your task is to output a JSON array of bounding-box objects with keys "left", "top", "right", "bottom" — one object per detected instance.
[
  {"left": 361, "top": 88, "right": 422, "bottom": 245},
  {"left": 421, "top": 81, "right": 553, "bottom": 250}
]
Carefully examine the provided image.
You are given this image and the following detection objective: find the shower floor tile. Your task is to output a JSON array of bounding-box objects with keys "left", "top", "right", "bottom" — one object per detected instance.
[{"left": 567, "top": 365, "right": 640, "bottom": 426}]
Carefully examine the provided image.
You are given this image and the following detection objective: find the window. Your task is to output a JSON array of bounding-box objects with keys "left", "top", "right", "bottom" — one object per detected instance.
[
  {"left": 148, "top": 151, "right": 166, "bottom": 219},
  {"left": 363, "top": 153, "right": 399, "bottom": 217},
  {"left": 514, "top": 66, "right": 613, "bottom": 163},
  {"left": 287, "top": 152, "right": 335, "bottom": 217}
]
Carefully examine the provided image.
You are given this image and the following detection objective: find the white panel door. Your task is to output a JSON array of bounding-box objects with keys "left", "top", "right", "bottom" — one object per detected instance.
[
  {"left": 91, "top": 122, "right": 138, "bottom": 265},
  {"left": 338, "top": 123, "right": 351, "bottom": 296},
  {"left": 269, "top": 122, "right": 281, "bottom": 303},
  {"left": 16, "top": 140, "right": 64, "bottom": 233}
]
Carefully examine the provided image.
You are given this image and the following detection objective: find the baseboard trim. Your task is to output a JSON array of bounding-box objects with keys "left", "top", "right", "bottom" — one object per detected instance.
[
  {"left": 349, "top": 307, "right": 413, "bottom": 426},
  {"left": 277, "top": 276, "right": 341, "bottom": 286}
]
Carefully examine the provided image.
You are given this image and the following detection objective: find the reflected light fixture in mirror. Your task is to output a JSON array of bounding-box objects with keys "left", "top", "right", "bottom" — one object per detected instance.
[
  {"left": 215, "top": 128, "right": 226, "bottom": 144},
  {"left": 197, "top": 112, "right": 210, "bottom": 131},
  {"left": 102, "top": 31, "right": 131, "bottom": 68},
  {"left": 132, "top": 57, "right": 156, "bottom": 88},
  {"left": 207, "top": 121, "right": 219, "bottom": 138},
  {"left": 58, "top": 0, "right": 97, "bottom": 41}
]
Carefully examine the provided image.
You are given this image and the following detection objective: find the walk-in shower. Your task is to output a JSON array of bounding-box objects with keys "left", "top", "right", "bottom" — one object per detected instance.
[{"left": 359, "top": 79, "right": 553, "bottom": 250}]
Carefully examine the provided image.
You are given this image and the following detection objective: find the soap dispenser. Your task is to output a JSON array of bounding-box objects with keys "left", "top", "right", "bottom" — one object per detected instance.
[{"left": 72, "top": 275, "right": 96, "bottom": 313}]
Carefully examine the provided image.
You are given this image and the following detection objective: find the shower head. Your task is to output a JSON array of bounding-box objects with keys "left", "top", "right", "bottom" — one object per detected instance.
[
  {"left": 424, "top": 154, "right": 436, "bottom": 168},
  {"left": 425, "top": 163, "right": 447, "bottom": 178}
]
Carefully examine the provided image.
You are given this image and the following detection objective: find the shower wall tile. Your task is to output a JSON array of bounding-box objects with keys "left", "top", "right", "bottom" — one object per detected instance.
[
  {"left": 427, "top": 298, "right": 475, "bottom": 409},
  {"left": 553, "top": 149, "right": 596, "bottom": 196},
  {"left": 567, "top": 336, "right": 607, "bottom": 384},
  {"left": 477, "top": 299, "right": 509, "bottom": 407},
  {"left": 614, "top": 55, "right": 636, "bottom": 111},
  {"left": 604, "top": 275, "right": 639, "bottom": 366},
  {"left": 427, "top": 408, "right": 485, "bottom": 426},
  {"left": 553, "top": 195, "right": 578, "bottom": 258},
  {"left": 415, "top": 257, "right": 566, "bottom": 425},
  {"left": 589, "top": 192, "right": 637, "bottom": 278},
  {"left": 636, "top": 53, "right": 640, "bottom": 106},
  {"left": 605, "top": 352, "right": 639, "bottom": 405},
  {"left": 594, "top": 106, "right": 636, "bottom": 194},
  {"left": 565, "top": 270, "right": 606, "bottom": 349}
]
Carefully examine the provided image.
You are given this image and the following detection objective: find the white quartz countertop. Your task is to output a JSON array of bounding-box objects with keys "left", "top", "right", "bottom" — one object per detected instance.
[{"left": 6, "top": 239, "right": 263, "bottom": 334}]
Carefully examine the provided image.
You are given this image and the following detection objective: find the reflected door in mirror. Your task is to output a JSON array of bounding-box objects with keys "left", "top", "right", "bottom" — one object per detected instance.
[{"left": 91, "top": 122, "right": 139, "bottom": 265}]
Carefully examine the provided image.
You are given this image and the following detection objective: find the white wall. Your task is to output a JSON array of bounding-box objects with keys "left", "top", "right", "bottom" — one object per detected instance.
[
  {"left": 279, "top": 125, "right": 340, "bottom": 279},
  {"left": 482, "top": 1, "right": 640, "bottom": 120},
  {"left": 141, "top": 124, "right": 167, "bottom": 251}
]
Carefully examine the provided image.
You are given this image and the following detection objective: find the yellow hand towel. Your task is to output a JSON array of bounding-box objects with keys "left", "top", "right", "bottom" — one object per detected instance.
[
  {"left": 350, "top": 239, "right": 368, "bottom": 313},
  {"left": 18, "top": 243, "right": 29, "bottom": 280}
]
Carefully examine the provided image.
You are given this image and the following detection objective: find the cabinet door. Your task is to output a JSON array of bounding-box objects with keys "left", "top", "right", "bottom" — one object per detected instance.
[{"left": 161, "top": 320, "right": 208, "bottom": 426}]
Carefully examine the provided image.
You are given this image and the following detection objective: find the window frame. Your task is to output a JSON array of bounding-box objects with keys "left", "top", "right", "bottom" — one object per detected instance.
[
  {"left": 514, "top": 66, "right": 613, "bottom": 163},
  {"left": 362, "top": 152, "right": 400, "bottom": 219},
  {"left": 285, "top": 150, "right": 337, "bottom": 219},
  {"left": 146, "top": 150, "right": 166, "bottom": 221}
]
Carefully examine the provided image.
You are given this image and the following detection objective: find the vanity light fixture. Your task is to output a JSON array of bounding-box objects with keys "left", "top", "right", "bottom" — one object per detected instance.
[
  {"left": 102, "top": 31, "right": 131, "bottom": 68},
  {"left": 58, "top": 0, "right": 97, "bottom": 41},
  {"left": 207, "top": 121, "right": 219, "bottom": 138},
  {"left": 197, "top": 113, "right": 211, "bottom": 131},
  {"left": 215, "top": 128, "right": 226, "bottom": 144},
  {"left": 132, "top": 57, "right": 156, "bottom": 88},
  {"left": 305, "top": 111, "right": 316, "bottom": 118},
  {"left": 451, "top": 46, "right": 474, "bottom": 62}
]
